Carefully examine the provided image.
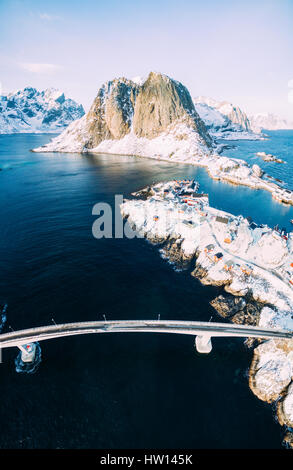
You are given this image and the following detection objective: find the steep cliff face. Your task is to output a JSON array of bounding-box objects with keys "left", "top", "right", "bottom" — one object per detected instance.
[
  {"left": 34, "top": 72, "right": 213, "bottom": 155},
  {"left": 132, "top": 72, "right": 211, "bottom": 144},
  {"left": 220, "top": 102, "right": 251, "bottom": 132},
  {"left": 85, "top": 78, "right": 139, "bottom": 147}
]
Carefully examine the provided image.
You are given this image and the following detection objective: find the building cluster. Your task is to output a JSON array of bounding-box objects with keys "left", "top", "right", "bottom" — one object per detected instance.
[{"left": 126, "top": 179, "right": 293, "bottom": 289}]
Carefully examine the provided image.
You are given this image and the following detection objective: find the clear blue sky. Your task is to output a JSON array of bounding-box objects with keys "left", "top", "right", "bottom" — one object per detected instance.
[{"left": 0, "top": 0, "right": 292, "bottom": 118}]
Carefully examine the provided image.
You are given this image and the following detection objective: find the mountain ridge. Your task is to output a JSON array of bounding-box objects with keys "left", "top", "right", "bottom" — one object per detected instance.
[
  {"left": 249, "top": 112, "right": 293, "bottom": 132},
  {"left": 0, "top": 87, "right": 85, "bottom": 134},
  {"left": 193, "top": 96, "right": 262, "bottom": 140}
]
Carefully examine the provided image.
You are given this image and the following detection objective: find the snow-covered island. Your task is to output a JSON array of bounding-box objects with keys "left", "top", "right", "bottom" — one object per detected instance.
[
  {"left": 33, "top": 72, "right": 293, "bottom": 207},
  {"left": 120, "top": 179, "right": 293, "bottom": 447},
  {"left": 0, "top": 87, "right": 85, "bottom": 134}
]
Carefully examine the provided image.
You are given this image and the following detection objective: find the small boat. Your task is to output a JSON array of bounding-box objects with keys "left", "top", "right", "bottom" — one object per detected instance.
[{"left": 291, "top": 220, "right": 293, "bottom": 225}]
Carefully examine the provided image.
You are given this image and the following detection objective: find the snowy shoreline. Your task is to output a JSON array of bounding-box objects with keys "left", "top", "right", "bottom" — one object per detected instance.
[
  {"left": 120, "top": 179, "right": 293, "bottom": 446},
  {"left": 92, "top": 141, "right": 293, "bottom": 206},
  {"left": 33, "top": 121, "right": 293, "bottom": 207}
]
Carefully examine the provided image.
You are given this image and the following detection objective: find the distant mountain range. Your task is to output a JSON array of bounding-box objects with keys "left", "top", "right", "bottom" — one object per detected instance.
[
  {"left": 0, "top": 87, "right": 85, "bottom": 134},
  {"left": 193, "top": 96, "right": 293, "bottom": 136},
  {"left": 1, "top": 82, "right": 290, "bottom": 140},
  {"left": 249, "top": 113, "right": 293, "bottom": 132}
]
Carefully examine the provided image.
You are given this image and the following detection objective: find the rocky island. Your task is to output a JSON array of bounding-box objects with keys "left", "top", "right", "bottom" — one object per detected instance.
[
  {"left": 256, "top": 151, "right": 285, "bottom": 164},
  {"left": 120, "top": 179, "right": 293, "bottom": 447}
]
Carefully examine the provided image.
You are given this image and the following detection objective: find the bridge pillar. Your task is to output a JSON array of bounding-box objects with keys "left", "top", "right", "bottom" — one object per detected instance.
[
  {"left": 18, "top": 343, "right": 37, "bottom": 363},
  {"left": 15, "top": 342, "right": 41, "bottom": 374},
  {"left": 195, "top": 335, "right": 212, "bottom": 354}
]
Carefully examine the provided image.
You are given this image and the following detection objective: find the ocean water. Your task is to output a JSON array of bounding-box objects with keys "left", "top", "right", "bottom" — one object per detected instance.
[
  {"left": 0, "top": 132, "right": 292, "bottom": 449},
  {"left": 221, "top": 130, "right": 293, "bottom": 188}
]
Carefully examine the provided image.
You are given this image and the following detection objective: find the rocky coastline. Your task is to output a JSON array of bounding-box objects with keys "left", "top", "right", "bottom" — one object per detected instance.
[
  {"left": 121, "top": 179, "right": 293, "bottom": 447},
  {"left": 256, "top": 152, "right": 285, "bottom": 164}
]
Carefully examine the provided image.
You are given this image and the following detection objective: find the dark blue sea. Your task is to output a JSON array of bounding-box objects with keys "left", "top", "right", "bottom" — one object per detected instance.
[{"left": 0, "top": 131, "right": 293, "bottom": 449}]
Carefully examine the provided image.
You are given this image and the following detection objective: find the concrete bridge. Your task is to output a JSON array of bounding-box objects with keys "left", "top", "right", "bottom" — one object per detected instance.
[{"left": 1, "top": 319, "right": 293, "bottom": 363}]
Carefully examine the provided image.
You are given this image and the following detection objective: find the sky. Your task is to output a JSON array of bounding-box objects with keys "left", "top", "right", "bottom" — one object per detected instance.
[{"left": 0, "top": 0, "right": 293, "bottom": 119}]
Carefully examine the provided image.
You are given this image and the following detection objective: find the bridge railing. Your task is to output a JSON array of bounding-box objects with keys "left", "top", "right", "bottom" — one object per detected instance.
[{"left": 0, "top": 320, "right": 292, "bottom": 350}]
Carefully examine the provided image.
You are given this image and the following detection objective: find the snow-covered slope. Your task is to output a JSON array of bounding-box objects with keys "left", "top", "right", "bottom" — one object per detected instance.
[
  {"left": 0, "top": 87, "right": 85, "bottom": 134},
  {"left": 33, "top": 72, "right": 214, "bottom": 156},
  {"left": 193, "top": 96, "right": 262, "bottom": 140},
  {"left": 250, "top": 113, "right": 293, "bottom": 132}
]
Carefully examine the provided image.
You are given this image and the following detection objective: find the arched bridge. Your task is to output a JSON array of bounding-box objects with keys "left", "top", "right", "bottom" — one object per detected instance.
[{"left": 0, "top": 319, "right": 292, "bottom": 361}]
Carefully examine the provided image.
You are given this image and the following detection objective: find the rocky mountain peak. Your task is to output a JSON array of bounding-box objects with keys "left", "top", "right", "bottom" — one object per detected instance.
[
  {"left": 34, "top": 71, "right": 214, "bottom": 155},
  {"left": 86, "top": 77, "right": 139, "bottom": 146},
  {"left": 84, "top": 71, "right": 212, "bottom": 148},
  {"left": 132, "top": 71, "right": 206, "bottom": 140}
]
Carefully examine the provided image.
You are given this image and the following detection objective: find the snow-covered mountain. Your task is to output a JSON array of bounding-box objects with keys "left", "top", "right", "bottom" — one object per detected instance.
[
  {"left": 33, "top": 72, "right": 293, "bottom": 213},
  {"left": 0, "top": 87, "right": 85, "bottom": 134},
  {"left": 193, "top": 96, "right": 262, "bottom": 140},
  {"left": 33, "top": 72, "right": 214, "bottom": 157},
  {"left": 249, "top": 113, "right": 293, "bottom": 132}
]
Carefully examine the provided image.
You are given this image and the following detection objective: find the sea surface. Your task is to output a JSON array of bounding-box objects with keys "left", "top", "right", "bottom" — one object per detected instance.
[
  {"left": 221, "top": 129, "right": 293, "bottom": 188},
  {"left": 0, "top": 131, "right": 293, "bottom": 449}
]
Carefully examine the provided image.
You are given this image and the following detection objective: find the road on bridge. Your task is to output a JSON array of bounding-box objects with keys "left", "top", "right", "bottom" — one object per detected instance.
[{"left": 0, "top": 319, "right": 292, "bottom": 350}]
